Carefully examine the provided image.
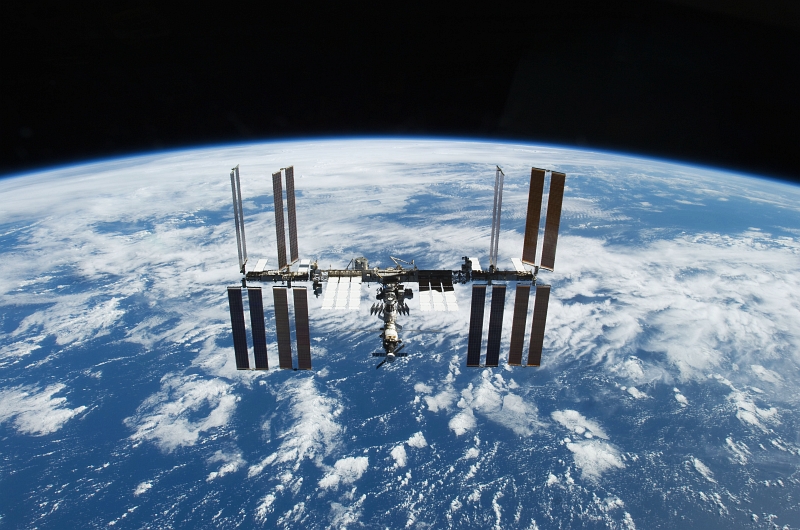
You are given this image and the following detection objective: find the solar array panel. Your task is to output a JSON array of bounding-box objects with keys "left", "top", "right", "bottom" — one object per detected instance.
[
  {"left": 248, "top": 287, "right": 269, "bottom": 370},
  {"left": 469, "top": 257, "right": 482, "bottom": 272},
  {"left": 234, "top": 167, "right": 247, "bottom": 267},
  {"left": 466, "top": 285, "right": 486, "bottom": 367},
  {"left": 335, "top": 276, "right": 350, "bottom": 309},
  {"left": 418, "top": 281, "right": 431, "bottom": 311},
  {"left": 540, "top": 172, "right": 565, "bottom": 271},
  {"left": 272, "top": 171, "right": 287, "bottom": 269},
  {"left": 285, "top": 166, "right": 299, "bottom": 264},
  {"left": 297, "top": 259, "right": 310, "bottom": 275},
  {"left": 227, "top": 287, "right": 250, "bottom": 370},
  {"left": 348, "top": 277, "right": 362, "bottom": 309},
  {"left": 322, "top": 276, "right": 339, "bottom": 309},
  {"left": 521, "top": 168, "right": 545, "bottom": 265},
  {"left": 230, "top": 167, "right": 248, "bottom": 273},
  {"left": 485, "top": 285, "right": 506, "bottom": 367},
  {"left": 253, "top": 258, "right": 269, "bottom": 273},
  {"left": 489, "top": 167, "right": 505, "bottom": 269},
  {"left": 443, "top": 279, "right": 459, "bottom": 312},
  {"left": 293, "top": 287, "right": 312, "bottom": 370},
  {"left": 527, "top": 285, "right": 551, "bottom": 366},
  {"left": 431, "top": 282, "right": 446, "bottom": 312},
  {"left": 507, "top": 284, "right": 530, "bottom": 365},
  {"left": 273, "top": 287, "right": 293, "bottom": 369}
]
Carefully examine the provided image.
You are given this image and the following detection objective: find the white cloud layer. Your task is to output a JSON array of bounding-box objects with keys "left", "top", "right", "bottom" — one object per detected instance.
[
  {"left": 133, "top": 481, "right": 152, "bottom": 496},
  {"left": 551, "top": 410, "right": 608, "bottom": 440},
  {"left": 692, "top": 458, "right": 716, "bottom": 483},
  {"left": 553, "top": 410, "right": 625, "bottom": 480},
  {"left": 713, "top": 375, "right": 779, "bottom": 432},
  {"left": 407, "top": 431, "right": 428, "bottom": 448},
  {"left": 0, "top": 337, "right": 44, "bottom": 366},
  {"left": 626, "top": 387, "right": 648, "bottom": 400},
  {"left": 271, "top": 377, "right": 343, "bottom": 469},
  {"left": 124, "top": 374, "right": 236, "bottom": 452},
  {"left": 750, "top": 364, "right": 782, "bottom": 385},
  {"left": 13, "top": 297, "right": 125, "bottom": 347},
  {"left": 565, "top": 441, "right": 625, "bottom": 481},
  {"left": 391, "top": 445, "right": 407, "bottom": 468},
  {"left": 450, "top": 370, "right": 540, "bottom": 436},
  {"left": 549, "top": 233, "right": 800, "bottom": 382},
  {"left": 0, "top": 383, "right": 86, "bottom": 435},
  {"left": 425, "top": 390, "right": 456, "bottom": 413},
  {"left": 319, "top": 456, "right": 369, "bottom": 489},
  {"left": 206, "top": 450, "right": 245, "bottom": 482}
]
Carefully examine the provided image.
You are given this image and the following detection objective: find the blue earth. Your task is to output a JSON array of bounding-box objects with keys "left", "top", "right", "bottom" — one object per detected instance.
[{"left": 1, "top": 139, "right": 799, "bottom": 529}]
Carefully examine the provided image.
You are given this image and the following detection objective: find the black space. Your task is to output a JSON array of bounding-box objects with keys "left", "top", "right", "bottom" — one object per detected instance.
[{"left": 3, "top": 3, "right": 799, "bottom": 184}]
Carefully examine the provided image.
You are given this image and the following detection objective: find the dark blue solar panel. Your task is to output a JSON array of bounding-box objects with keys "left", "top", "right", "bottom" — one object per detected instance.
[
  {"left": 466, "top": 285, "right": 486, "bottom": 367},
  {"left": 227, "top": 287, "right": 249, "bottom": 370},
  {"left": 272, "top": 171, "right": 287, "bottom": 269},
  {"left": 507, "top": 284, "right": 530, "bottom": 365},
  {"left": 527, "top": 285, "right": 551, "bottom": 366},
  {"left": 541, "top": 172, "right": 565, "bottom": 271},
  {"left": 293, "top": 287, "right": 312, "bottom": 370},
  {"left": 485, "top": 285, "right": 506, "bottom": 367},
  {"left": 522, "top": 168, "right": 545, "bottom": 265},
  {"left": 273, "top": 287, "right": 293, "bottom": 369},
  {"left": 248, "top": 287, "right": 268, "bottom": 370}
]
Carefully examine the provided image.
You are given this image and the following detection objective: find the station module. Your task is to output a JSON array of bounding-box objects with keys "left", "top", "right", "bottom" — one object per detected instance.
[{"left": 225, "top": 164, "right": 565, "bottom": 370}]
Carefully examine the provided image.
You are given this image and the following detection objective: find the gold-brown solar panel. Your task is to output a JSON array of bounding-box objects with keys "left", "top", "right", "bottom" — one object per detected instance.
[
  {"left": 273, "top": 287, "right": 293, "bottom": 369},
  {"left": 466, "top": 285, "right": 486, "bottom": 367},
  {"left": 248, "top": 287, "right": 269, "bottom": 370},
  {"left": 527, "top": 285, "right": 551, "bottom": 366},
  {"left": 294, "top": 287, "right": 312, "bottom": 370},
  {"left": 540, "top": 172, "right": 565, "bottom": 271},
  {"left": 272, "top": 171, "right": 287, "bottom": 269},
  {"left": 507, "top": 284, "right": 530, "bottom": 365},
  {"left": 485, "top": 285, "right": 506, "bottom": 367},
  {"left": 227, "top": 287, "right": 249, "bottom": 370},
  {"left": 521, "top": 168, "right": 545, "bottom": 265}
]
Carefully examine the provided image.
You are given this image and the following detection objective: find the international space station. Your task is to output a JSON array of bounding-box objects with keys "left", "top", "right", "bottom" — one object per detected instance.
[{"left": 225, "top": 164, "right": 565, "bottom": 370}]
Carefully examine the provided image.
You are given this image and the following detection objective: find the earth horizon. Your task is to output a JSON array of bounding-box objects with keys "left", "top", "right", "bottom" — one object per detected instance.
[{"left": 1, "top": 138, "right": 799, "bottom": 529}]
